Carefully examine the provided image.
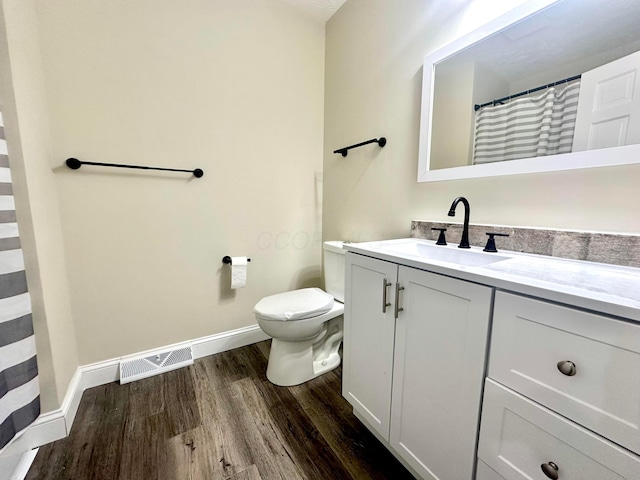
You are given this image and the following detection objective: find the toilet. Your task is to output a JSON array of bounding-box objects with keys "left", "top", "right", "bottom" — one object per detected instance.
[{"left": 254, "top": 241, "right": 346, "bottom": 386}]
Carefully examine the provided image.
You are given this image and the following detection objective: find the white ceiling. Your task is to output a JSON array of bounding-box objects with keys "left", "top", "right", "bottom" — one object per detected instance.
[
  {"left": 279, "top": 0, "right": 348, "bottom": 23},
  {"left": 440, "top": 0, "right": 640, "bottom": 87}
]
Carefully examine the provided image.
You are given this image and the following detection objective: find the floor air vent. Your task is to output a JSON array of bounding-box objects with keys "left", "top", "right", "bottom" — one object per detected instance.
[{"left": 119, "top": 345, "right": 194, "bottom": 384}]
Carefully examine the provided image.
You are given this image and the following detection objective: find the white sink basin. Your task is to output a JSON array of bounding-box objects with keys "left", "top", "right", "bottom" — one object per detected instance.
[{"left": 373, "top": 239, "right": 510, "bottom": 267}]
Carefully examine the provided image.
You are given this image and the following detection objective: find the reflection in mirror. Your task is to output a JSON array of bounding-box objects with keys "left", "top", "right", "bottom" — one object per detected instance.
[{"left": 418, "top": 0, "right": 640, "bottom": 182}]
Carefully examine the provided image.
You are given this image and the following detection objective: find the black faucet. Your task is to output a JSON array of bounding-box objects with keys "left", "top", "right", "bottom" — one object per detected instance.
[{"left": 447, "top": 197, "right": 470, "bottom": 249}]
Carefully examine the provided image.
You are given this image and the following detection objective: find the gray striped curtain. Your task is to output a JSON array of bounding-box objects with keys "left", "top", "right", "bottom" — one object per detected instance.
[
  {"left": 0, "top": 111, "right": 40, "bottom": 452},
  {"left": 473, "top": 81, "right": 581, "bottom": 164}
]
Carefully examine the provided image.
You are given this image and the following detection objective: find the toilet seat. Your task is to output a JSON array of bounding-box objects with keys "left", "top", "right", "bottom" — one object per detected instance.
[{"left": 253, "top": 287, "right": 334, "bottom": 321}]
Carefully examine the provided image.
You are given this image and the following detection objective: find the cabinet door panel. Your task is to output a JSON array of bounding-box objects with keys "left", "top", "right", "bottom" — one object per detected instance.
[
  {"left": 476, "top": 460, "right": 506, "bottom": 480},
  {"left": 390, "top": 266, "right": 492, "bottom": 480},
  {"left": 343, "top": 253, "right": 397, "bottom": 439}
]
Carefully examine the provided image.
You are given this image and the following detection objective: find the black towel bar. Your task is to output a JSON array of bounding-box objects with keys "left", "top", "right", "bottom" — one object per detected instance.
[
  {"left": 334, "top": 137, "right": 386, "bottom": 157},
  {"left": 66, "top": 158, "right": 204, "bottom": 178}
]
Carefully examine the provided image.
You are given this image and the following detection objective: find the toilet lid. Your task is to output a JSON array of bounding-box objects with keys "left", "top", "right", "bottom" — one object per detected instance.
[{"left": 254, "top": 288, "right": 334, "bottom": 321}]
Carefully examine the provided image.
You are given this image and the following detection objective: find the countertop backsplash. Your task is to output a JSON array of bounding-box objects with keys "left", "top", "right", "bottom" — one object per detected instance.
[{"left": 411, "top": 221, "right": 640, "bottom": 268}]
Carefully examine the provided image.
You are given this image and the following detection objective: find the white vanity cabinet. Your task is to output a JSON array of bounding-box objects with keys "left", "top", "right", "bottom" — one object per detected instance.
[
  {"left": 477, "top": 291, "right": 640, "bottom": 480},
  {"left": 343, "top": 252, "right": 493, "bottom": 480},
  {"left": 343, "top": 238, "right": 640, "bottom": 480}
]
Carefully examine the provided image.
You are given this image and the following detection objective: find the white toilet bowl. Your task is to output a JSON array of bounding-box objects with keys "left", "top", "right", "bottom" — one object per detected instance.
[
  {"left": 254, "top": 241, "right": 347, "bottom": 387},
  {"left": 255, "top": 287, "right": 344, "bottom": 386}
]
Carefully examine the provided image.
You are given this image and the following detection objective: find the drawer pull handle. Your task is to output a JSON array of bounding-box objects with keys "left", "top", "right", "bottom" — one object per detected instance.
[
  {"left": 557, "top": 360, "right": 577, "bottom": 376},
  {"left": 541, "top": 461, "right": 559, "bottom": 479}
]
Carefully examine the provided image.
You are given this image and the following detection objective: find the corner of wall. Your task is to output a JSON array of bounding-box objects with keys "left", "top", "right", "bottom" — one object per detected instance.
[{"left": 0, "top": 0, "right": 79, "bottom": 412}]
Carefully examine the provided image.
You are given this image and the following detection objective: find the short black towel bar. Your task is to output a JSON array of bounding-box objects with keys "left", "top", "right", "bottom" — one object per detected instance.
[
  {"left": 222, "top": 256, "right": 251, "bottom": 264},
  {"left": 65, "top": 158, "right": 204, "bottom": 178},
  {"left": 334, "top": 137, "right": 386, "bottom": 157}
]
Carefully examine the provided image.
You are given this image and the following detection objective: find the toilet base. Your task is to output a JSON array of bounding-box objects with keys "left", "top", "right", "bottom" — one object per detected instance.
[{"left": 266, "top": 316, "right": 343, "bottom": 387}]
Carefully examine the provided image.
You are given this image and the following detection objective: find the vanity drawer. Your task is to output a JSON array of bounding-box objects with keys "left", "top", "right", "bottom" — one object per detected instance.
[
  {"left": 478, "top": 379, "right": 640, "bottom": 480},
  {"left": 489, "top": 291, "right": 640, "bottom": 454}
]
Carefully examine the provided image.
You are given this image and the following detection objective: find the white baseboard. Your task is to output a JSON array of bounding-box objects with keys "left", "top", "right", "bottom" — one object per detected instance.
[
  {"left": 7, "top": 448, "right": 38, "bottom": 480},
  {"left": 3, "top": 324, "right": 269, "bottom": 457},
  {"left": 1, "top": 411, "right": 65, "bottom": 457},
  {"left": 192, "top": 324, "right": 269, "bottom": 359}
]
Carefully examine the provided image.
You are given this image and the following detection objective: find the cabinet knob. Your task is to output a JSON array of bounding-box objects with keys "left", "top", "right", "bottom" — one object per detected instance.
[
  {"left": 557, "top": 360, "right": 577, "bottom": 376},
  {"left": 541, "top": 461, "right": 559, "bottom": 479}
]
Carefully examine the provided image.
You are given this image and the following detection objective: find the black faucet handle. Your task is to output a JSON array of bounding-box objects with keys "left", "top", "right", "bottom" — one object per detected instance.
[
  {"left": 483, "top": 232, "right": 509, "bottom": 253},
  {"left": 431, "top": 228, "right": 447, "bottom": 245}
]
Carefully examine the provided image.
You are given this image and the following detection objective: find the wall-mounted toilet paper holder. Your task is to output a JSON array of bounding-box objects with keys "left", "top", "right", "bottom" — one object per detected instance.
[{"left": 222, "top": 256, "right": 251, "bottom": 264}]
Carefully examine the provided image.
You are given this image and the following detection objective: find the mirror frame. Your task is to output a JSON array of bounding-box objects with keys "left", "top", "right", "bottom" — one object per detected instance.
[{"left": 417, "top": 0, "right": 640, "bottom": 182}]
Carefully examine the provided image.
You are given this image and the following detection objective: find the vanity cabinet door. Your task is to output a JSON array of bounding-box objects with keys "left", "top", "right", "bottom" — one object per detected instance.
[
  {"left": 390, "top": 266, "right": 492, "bottom": 480},
  {"left": 343, "top": 253, "right": 398, "bottom": 440},
  {"left": 489, "top": 291, "right": 640, "bottom": 455},
  {"left": 478, "top": 379, "right": 640, "bottom": 480},
  {"left": 475, "top": 461, "right": 507, "bottom": 480}
]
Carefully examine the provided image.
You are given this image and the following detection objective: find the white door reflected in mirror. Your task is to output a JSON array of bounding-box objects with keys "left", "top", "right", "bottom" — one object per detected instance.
[{"left": 573, "top": 50, "right": 640, "bottom": 152}]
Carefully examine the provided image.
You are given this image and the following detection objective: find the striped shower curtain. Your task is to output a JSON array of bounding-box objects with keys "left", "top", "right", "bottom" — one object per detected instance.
[
  {"left": 473, "top": 81, "right": 581, "bottom": 164},
  {"left": 0, "top": 111, "right": 40, "bottom": 452}
]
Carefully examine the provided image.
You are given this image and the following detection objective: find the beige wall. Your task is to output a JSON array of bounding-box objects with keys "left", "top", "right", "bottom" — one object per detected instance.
[
  {"left": 32, "top": 0, "right": 325, "bottom": 364},
  {"left": 0, "top": 0, "right": 79, "bottom": 411},
  {"left": 324, "top": 0, "right": 640, "bottom": 244}
]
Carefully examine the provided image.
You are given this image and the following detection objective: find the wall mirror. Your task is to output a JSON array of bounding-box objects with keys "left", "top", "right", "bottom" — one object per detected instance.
[{"left": 417, "top": 0, "right": 640, "bottom": 182}]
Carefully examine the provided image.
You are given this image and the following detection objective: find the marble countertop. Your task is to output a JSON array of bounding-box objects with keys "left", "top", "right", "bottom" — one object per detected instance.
[{"left": 345, "top": 238, "right": 640, "bottom": 322}]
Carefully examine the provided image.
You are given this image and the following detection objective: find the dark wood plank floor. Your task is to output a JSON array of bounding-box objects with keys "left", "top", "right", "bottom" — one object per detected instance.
[{"left": 27, "top": 341, "right": 415, "bottom": 480}]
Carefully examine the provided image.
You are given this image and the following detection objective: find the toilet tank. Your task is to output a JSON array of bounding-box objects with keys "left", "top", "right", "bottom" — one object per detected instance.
[{"left": 323, "top": 241, "right": 347, "bottom": 302}]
